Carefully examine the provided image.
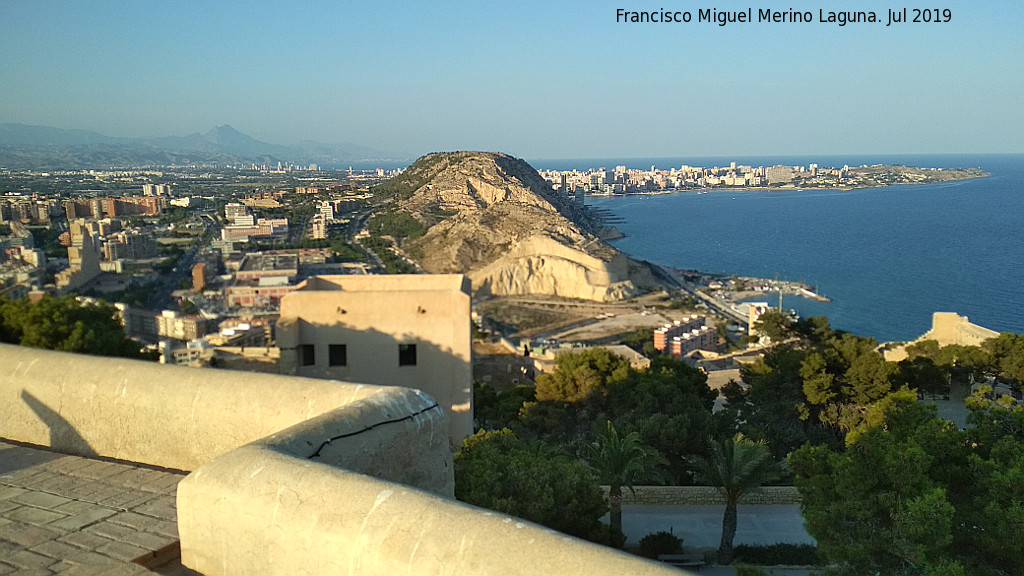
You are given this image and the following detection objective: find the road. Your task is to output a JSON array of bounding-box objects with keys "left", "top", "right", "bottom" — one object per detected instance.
[{"left": 616, "top": 504, "right": 813, "bottom": 549}]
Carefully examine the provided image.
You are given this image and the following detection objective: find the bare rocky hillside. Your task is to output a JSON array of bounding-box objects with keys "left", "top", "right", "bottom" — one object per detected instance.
[{"left": 374, "top": 152, "right": 666, "bottom": 301}]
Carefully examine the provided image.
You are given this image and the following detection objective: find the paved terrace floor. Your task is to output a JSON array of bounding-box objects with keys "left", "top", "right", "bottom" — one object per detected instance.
[{"left": 0, "top": 441, "right": 195, "bottom": 575}]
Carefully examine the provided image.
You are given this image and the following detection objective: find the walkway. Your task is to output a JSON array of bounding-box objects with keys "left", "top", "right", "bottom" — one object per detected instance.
[
  {"left": 619, "top": 503, "right": 814, "bottom": 549},
  {"left": 0, "top": 441, "right": 192, "bottom": 575}
]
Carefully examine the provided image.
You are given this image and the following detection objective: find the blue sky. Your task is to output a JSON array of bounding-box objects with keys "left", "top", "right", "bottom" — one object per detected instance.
[{"left": 1, "top": 1, "right": 1021, "bottom": 158}]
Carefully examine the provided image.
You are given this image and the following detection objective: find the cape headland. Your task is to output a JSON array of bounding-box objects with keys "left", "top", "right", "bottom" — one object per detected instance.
[{"left": 370, "top": 151, "right": 670, "bottom": 302}]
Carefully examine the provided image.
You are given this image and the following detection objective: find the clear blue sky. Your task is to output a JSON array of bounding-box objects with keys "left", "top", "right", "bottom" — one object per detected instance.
[{"left": 1, "top": 1, "right": 1021, "bottom": 158}]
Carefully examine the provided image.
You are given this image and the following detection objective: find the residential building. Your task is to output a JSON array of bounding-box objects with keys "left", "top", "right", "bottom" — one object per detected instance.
[{"left": 56, "top": 219, "right": 102, "bottom": 291}]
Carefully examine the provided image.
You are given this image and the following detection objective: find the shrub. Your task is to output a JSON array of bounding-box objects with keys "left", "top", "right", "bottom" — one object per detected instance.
[
  {"left": 636, "top": 531, "right": 683, "bottom": 559},
  {"left": 733, "top": 565, "right": 769, "bottom": 576},
  {"left": 732, "top": 543, "right": 822, "bottom": 566}
]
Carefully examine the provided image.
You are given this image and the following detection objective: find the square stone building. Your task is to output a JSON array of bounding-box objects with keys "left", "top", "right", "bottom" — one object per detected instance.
[{"left": 276, "top": 274, "right": 473, "bottom": 446}]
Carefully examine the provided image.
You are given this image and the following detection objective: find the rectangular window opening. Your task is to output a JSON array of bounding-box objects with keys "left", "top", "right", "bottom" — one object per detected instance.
[
  {"left": 328, "top": 344, "right": 347, "bottom": 367},
  {"left": 299, "top": 344, "right": 315, "bottom": 367},
  {"left": 398, "top": 343, "right": 417, "bottom": 366}
]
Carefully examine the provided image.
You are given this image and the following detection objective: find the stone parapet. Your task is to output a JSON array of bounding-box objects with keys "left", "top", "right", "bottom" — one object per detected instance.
[{"left": 2, "top": 343, "right": 694, "bottom": 576}]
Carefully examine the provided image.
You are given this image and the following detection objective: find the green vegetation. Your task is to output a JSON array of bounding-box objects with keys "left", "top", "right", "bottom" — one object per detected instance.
[
  {"left": 28, "top": 225, "right": 65, "bottom": 258},
  {"left": 473, "top": 382, "right": 535, "bottom": 431},
  {"left": 619, "top": 328, "right": 656, "bottom": 357},
  {"left": 661, "top": 295, "right": 698, "bottom": 310},
  {"left": 732, "top": 544, "right": 821, "bottom": 566},
  {"left": 463, "top": 313, "right": 1024, "bottom": 570},
  {"left": 179, "top": 298, "right": 197, "bottom": 315},
  {"left": 360, "top": 236, "right": 417, "bottom": 274},
  {"left": 92, "top": 280, "right": 156, "bottom": 308},
  {"left": 689, "top": 434, "right": 785, "bottom": 564},
  {"left": 0, "top": 295, "right": 148, "bottom": 359},
  {"left": 636, "top": 531, "right": 683, "bottom": 559},
  {"left": 586, "top": 421, "right": 667, "bottom": 538},
  {"left": 242, "top": 238, "right": 369, "bottom": 262},
  {"left": 791, "top": 390, "right": 1024, "bottom": 575},
  {"left": 367, "top": 212, "right": 425, "bottom": 240},
  {"left": 159, "top": 207, "right": 189, "bottom": 224},
  {"left": 720, "top": 316, "right": 903, "bottom": 458},
  {"left": 454, "top": 429, "right": 609, "bottom": 544},
  {"left": 370, "top": 154, "right": 449, "bottom": 201},
  {"left": 471, "top": 348, "right": 716, "bottom": 482}
]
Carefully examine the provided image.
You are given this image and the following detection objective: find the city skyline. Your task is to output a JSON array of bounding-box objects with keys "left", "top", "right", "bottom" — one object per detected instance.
[{"left": 2, "top": 1, "right": 1022, "bottom": 159}]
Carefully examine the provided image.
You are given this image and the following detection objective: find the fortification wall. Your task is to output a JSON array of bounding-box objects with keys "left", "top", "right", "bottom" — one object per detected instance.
[{"left": 2, "top": 343, "right": 692, "bottom": 576}]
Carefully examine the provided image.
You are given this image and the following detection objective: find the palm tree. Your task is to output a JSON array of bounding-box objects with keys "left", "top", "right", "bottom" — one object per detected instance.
[
  {"left": 689, "top": 433, "right": 785, "bottom": 564},
  {"left": 586, "top": 421, "right": 667, "bottom": 541}
]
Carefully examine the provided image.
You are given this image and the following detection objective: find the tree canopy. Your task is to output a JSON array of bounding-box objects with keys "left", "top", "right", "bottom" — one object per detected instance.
[
  {"left": 0, "top": 295, "right": 146, "bottom": 359},
  {"left": 454, "top": 429, "right": 609, "bottom": 543},
  {"left": 690, "top": 433, "right": 785, "bottom": 564},
  {"left": 791, "top": 388, "right": 1024, "bottom": 575},
  {"left": 586, "top": 421, "right": 667, "bottom": 541}
]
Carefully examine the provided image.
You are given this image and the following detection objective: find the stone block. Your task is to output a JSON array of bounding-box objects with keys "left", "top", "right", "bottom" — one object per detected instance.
[
  {"left": 11, "top": 491, "right": 72, "bottom": 509},
  {"left": 0, "top": 485, "right": 28, "bottom": 500},
  {"left": 122, "top": 529, "right": 175, "bottom": 551},
  {"left": 83, "top": 520, "right": 136, "bottom": 541},
  {"left": 29, "top": 539, "right": 82, "bottom": 560},
  {"left": 98, "top": 491, "right": 156, "bottom": 510},
  {"left": 55, "top": 549, "right": 117, "bottom": 567},
  {"left": 95, "top": 540, "right": 148, "bottom": 562},
  {"left": 6, "top": 505, "right": 66, "bottom": 526},
  {"left": 48, "top": 508, "right": 118, "bottom": 532},
  {"left": 4, "top": 549, "right": 55, "bottom": 569},
  {"left": 107, "top": 511, "right": 161, "bottom": 532},
  {"left": 0, "top": 521, "right": 61, "bottom": 546},
  {"left": 53, "top": 500, "right": 104, "bottom": 515},
  {"left": 58, "top": 530, "right": 113, "bottom": 551}
]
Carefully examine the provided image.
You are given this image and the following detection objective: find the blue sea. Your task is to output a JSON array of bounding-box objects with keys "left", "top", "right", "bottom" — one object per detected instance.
[{"left": 530, "top": 154, "right": 1024, "bottom": 343}]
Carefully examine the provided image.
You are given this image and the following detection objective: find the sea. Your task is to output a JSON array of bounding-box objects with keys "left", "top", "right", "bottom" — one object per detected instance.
[{"left": 528, "top": 154, "right": 1024, "bottom": 343}]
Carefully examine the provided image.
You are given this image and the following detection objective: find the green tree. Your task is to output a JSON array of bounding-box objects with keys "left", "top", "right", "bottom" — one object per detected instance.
[
  {"left": 752, "top": 309, "right": 794, "bottom": 343},
  {"left": 533, "top": 347, "right": 631, "bottom": 403},
  {"left": 689, "top": 434, "right": 785, "bottom": 564},
  {"left": 605, "top": 356, "right": 715, "bottom": 482},
  {"left": 472, "top": 382, "right": 535, "bottom": 431},
  {"left": 0, "top": 295, "right": 146, "bottom": 359},
  {"left": 367, "top": 211, "right": 426, "bottom": 240},
  {"left": 619, "top": 328, "right": 655, "bottom": 356},
  {"left": 585, "top": 421, "right": 667, "bottom": 541},
  {"left": 793, "top": 387, "right": 1024, "bottom": 575},
  {"left": 454, "top": 429, "right": 609, "bottom": 543}
]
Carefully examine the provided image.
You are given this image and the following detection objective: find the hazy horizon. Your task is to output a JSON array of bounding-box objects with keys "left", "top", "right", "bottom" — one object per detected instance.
[{"left": 2, "top": 1, "right": 1022, "bottom": 159}]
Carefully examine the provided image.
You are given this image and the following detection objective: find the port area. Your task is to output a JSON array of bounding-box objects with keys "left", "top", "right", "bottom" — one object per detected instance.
[{"left": 707, "top": 276, "right": 830, "bottom": 305}]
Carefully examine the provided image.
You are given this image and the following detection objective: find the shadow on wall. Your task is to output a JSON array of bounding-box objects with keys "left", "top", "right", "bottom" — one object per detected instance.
[
  {"left": 274, "top": 320, "right": 472, "bottom": 447},
  {"left": 20, "top": 390, "right": 99, "bottom": 459}
]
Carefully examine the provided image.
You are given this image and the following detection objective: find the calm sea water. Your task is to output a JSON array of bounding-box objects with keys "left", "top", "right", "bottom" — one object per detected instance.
[{"left": 536, "top": 154, "right": 1024, "bottom": 343}]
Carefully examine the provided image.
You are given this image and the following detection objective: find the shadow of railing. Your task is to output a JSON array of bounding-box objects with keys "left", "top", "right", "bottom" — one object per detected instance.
[{"left": 0, "top": 343, "right": 693, "bottom": 576}]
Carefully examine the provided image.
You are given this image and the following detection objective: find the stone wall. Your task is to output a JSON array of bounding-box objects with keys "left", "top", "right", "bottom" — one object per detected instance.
[
  {"left": 2, "top": 343, "right": 693, "bottom": 576},
  {"left": 613, "top": 486, "right": 802, "bottom": 506}
]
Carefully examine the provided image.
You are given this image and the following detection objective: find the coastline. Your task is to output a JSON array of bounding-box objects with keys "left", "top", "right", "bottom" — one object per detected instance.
[{"left": 584, "top": 171, "right": 990, "bottom": 198}]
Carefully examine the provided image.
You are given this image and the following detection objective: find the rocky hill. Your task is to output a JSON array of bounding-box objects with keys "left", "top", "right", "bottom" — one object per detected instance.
[{"left": 374, "top": 152, "right": 666, "bottom": 301}]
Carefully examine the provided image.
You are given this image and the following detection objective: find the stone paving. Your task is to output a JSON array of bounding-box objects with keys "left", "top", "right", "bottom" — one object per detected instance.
[{"left": 0, "top": 441, "right": 187, "bottom": 575}]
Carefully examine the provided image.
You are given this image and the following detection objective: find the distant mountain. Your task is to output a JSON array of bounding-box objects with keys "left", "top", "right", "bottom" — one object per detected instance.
[
  {"left": 0, "top": 123, "right": 409, "bottom": 169},
  {"left": 0, "top": 123, "right": 122, "bottom": 147}
]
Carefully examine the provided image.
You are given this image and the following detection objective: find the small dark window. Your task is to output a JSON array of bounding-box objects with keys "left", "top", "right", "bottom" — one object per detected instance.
[
  {"left": 328, "top": 344, "right": 347, "bottom": 367},
  {"left": 398, "top": 343, "right": 417, "bottom": 366},
  {"left": 299, "top": 344, "right": 315, "bottom": 367}
]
